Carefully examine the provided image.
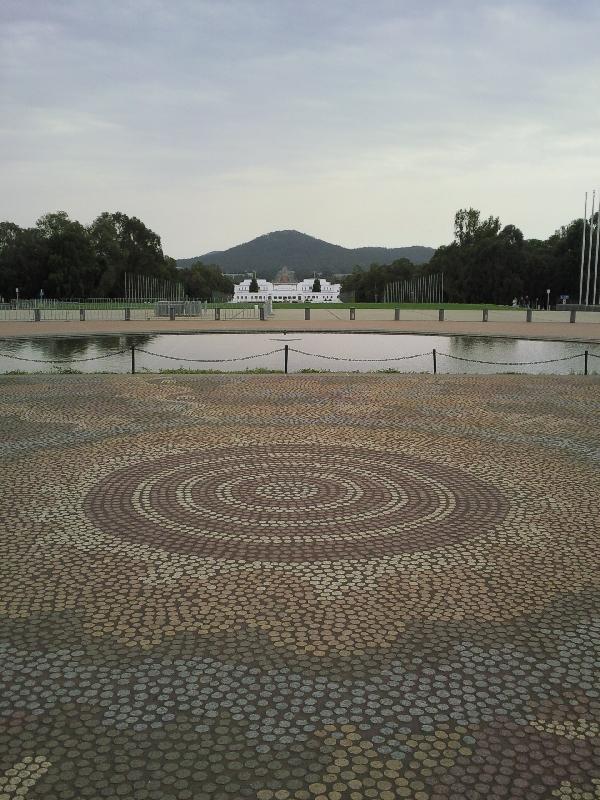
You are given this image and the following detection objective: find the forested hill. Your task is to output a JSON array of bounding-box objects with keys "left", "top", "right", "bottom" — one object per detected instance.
[{"left": 176, "top": 230, "right": 434, "bottom": 279}]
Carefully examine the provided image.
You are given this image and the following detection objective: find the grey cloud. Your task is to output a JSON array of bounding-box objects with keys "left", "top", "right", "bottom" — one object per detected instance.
[{"left": 1, "top": 1, "right": 600, "bottom": 254}]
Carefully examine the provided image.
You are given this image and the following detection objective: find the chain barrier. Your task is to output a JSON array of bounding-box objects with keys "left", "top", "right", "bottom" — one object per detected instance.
[
  {"left": 0, "top": 349, "right": 129, "bottom": 363},
  {"left": 287, "top": 348, "right": 431, "bottom": 362},
  {"left": 0, "top": 344, "right": 596, "bottom": 371},
  {"left": 134, "top": 347, "right": 284, "bottom": 363},
  {"left": 436, "top": 352, "right": 583, "bottom": 366}
]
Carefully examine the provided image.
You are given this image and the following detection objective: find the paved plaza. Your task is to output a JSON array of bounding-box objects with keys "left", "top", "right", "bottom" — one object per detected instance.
[
  {"left": 1, "top": 312, "right": 600, "bottom": 343},
  {"left": 1, "top": 373, "right": 600, "bottom": 799}
]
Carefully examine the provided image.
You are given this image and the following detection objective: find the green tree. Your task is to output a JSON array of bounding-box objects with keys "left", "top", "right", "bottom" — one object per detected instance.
[
  {"left": 430, "top": 211, "right": 524, "bottom": 303},
  {"left": 249, "top": 275, "right": 259, "bottom": 292},
  {"left": 312, "top": 277, "right": 321, "bottom": 292},
  {"left": 340, "top": 258, "right": 416, "bottom": 302},
  {"left": 88, "top": 212, "right": 177, "bottom": 296},
  {"left": 36, "top": 212, "right": 96, "bottom": 297},
  {"left": 0, "top": 223, "right": 48, "bottom": 300},
  {"left": 0, "top": 211, "right": 178, "bottom": 299},
  {"left": 180, "top": 262, "right": 234, "bottom": 300},
  {"left": 454, "top": 208, "right": 501, "bottom": 245}
]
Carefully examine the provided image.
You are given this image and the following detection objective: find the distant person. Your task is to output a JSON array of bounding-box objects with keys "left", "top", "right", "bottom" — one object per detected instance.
[{"left": 512, "top": 297, "right": 518, "bottom": 307}]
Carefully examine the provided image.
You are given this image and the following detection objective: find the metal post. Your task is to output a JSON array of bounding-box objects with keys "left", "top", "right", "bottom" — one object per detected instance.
[
  {"left": 131, "top": 345, "right": 136, "bottom": 375},
  {"left": 80, "top": 308, "right": 85, "bottom": 322},
  {"left": 34, "top": 308, "right": 41, "bottom": 322},
  {"left": 260, "top": 307, "right": 265, "bottom": 321},
  {"left": 284, "top": 344, "right": 289, "bottom": 374},
  {"left": 570, "top": 309, "right": 577, "bottom": 323},
  {"left": 125, "top": 308, "right": 131, "bottom": 321},
  {"left": 438, "top": 308, "right": 444, "bottom": 322},
  {"left": 482, "top": 308, "right": 488, "bottom": 322},
  {"left": 433, "top": 348, "right": 437, "bottom": 374},
  {"left": 580, "top": 192, "right": 588, "bottom": 305},
  {"left": 350, "top": 307, "right": 355, "bottom": 320},
  {"left": 526, "top": 308, "right": 532, "bottom": 323},
  {"left": 305, "top": 308, "right": 310, "bottom": 321},
  {"left": 586, "top": 191, "right": 596, "bottom": 305},
  {"left": 584, "top": 350, "right": 588, "bottom": 376},
  {"left": 594, "top": 190, "right": 600, "bottom": 305},
  {"left": 215, "top": 307, "right": 220, "bottom": 321},
  {"left": 394, "top": 308, "right": 400, "bottom": 321},
  {"left": 169, "top": 306, "right": 176, "bottom": 321}
]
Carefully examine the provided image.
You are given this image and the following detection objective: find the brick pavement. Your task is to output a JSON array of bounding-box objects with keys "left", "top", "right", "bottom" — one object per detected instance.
[{"left": 1, "top": 373, "right": 599, "bottom": 799}]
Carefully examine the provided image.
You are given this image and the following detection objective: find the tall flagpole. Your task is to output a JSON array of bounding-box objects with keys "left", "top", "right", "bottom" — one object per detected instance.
[
  {"left": 585, "top": 190, "right": 596, "bottom": 306},
  {"left": 579, "top": 192, "right": 588, "bottom": 305},
  {"left": 593, "top": 190, "right": 600, "bottom": 307}
]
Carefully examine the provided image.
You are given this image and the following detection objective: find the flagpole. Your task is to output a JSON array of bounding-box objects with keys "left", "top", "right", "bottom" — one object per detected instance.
[
  {"left": 579, "top": 192, "right": 588, "bottom": 305},
  {"left": 593, "top": 189, "right": 600, "bottom": 307},
  {"left": 585, "top": 190, "right": 596, "bottom": 306}
]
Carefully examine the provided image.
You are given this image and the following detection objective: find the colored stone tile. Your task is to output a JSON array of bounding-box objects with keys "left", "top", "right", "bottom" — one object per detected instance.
[{"left": 0, "top": 373, "right": 599, "bottom": 799}]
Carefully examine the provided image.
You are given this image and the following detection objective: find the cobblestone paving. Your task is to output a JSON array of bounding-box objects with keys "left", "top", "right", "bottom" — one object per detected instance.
[{"left": 1, "top": 373, "right": 600, "bottom": 800}]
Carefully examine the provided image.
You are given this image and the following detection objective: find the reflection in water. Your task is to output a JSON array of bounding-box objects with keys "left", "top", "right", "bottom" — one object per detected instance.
[
  {"left": 0, "top": 335, "right": 154, "bottom": 361},
  {"left": 447, "top": 336, "right": 521, "bottom": 369},
  {"left": 0, "top": 333, "right": 598, "bottom": 375},
  {"left": 449, "top": 335, "right": 518, "bottom": 356}
]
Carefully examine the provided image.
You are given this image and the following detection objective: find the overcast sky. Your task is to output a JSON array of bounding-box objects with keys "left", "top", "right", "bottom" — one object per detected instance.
[{"left": 1, "top": 0, "right": 599, "bottom": 258}]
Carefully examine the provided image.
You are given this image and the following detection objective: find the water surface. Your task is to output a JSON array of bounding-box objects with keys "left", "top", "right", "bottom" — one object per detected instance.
[{"left": 0, "top": 333, "right": 598, "bottom": 375}]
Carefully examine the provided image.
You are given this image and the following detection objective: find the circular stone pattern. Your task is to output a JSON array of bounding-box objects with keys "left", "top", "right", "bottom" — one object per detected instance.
[{"left": 84, "top": 445, "right": 508, "bottom": 561}]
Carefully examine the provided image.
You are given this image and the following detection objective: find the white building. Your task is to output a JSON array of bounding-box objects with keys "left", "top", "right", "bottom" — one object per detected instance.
[{"left": 233, "top": 278, "right": 341, "bottom": 303}]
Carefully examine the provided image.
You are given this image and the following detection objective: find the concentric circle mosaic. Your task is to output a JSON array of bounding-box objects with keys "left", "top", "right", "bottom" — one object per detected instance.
[
  {"left": 1, "top": 372, "right": 600, "bottom": 800},
  {"left": 84, "top": 445, "right": 507, "bottom": 560}
]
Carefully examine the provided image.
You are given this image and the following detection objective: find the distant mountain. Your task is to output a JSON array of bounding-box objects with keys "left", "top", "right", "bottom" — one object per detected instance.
[{"left": 176, "top": 230, "right": 434, "bottom": 280}]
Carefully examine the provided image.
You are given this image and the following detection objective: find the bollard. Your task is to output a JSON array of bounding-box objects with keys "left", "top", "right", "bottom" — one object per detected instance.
[
  {"left": 394, "top": 308, "right": 400, "bottom": 321},
  {"left": 526, "top": 309, "right": 532, "bottom": 323},
  {"left": 432, "top": 348, "right": 437, "bottom": 374},
  {"left": 482, "top": 308, "right": 488, "bottom": 322},
  {"left": 350, "top": 307, "right": 356, "bottom": 320},
  {"left": 215, "top": 307, "right": 221, "bottom": 321},
  {"left": 131, "top": 345, "right": 136, "bottom": 375},
  {"left": 305, "top": 308, "right": 310, "bottom": 321},
  {"left": 438, "top": 308, "right": 445, "bottom": 322},
  {"left": 79, "top": 308, "right": 85, "bottom": 322},
  {"left": 570, "top": 309, "right": 577, "bottom": 323},
  {"left": 34, "top": 309, "right": 41, "bottom": 322},
  {"left": 125, "top": 308, "right": 131, "bottom": 321},
  {"left": 284, "top": 344, "right": 289, "bottom": 374},
  {"left": 169, "top": 306, "right": 176, "bottom": 322},
  {"left": 585, "top": 350, "right": 588, "bottom": 376},
  {"left": 260, "top": 307, "right": 265, "bottom": 321}
]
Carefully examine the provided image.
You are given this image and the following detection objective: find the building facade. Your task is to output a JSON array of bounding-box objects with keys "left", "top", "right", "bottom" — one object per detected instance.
[{"left": 233, "top": 278, "right": 341, "bottom": 303}]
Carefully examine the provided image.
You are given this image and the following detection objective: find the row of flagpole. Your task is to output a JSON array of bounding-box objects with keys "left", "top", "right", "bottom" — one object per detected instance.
[
  {"left": 579, "top": 191, "right": 600, "bottom": 306},
  {"left": 383, "top": 273, "right": 443, "bottom": 304},
  {"left": 124, "top": 272, "right": 185, "bottom": 302}
]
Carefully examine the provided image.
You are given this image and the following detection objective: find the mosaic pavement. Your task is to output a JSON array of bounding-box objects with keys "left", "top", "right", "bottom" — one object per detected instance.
[{"left": 1, "top": 373, "right": 600, "bottom": 800}]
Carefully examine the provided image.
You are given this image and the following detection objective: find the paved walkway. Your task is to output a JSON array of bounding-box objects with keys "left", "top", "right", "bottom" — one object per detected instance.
[
  {"left": 1, "top": 316, "right": 600, "bottom": 341},
  {"left": 1, "top": 373, "right": 599, "bottom": 799}
]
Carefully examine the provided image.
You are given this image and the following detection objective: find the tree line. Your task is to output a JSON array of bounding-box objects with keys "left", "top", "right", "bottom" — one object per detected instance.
[
  {"left": 0, "top": 207, "right": 591, "bottom": 304},
  {"left": 341, "top": 208, "right": 590, "bottom": 304},
  {"left": 0, "top": 211, "right": 233, "bottom": 301}
]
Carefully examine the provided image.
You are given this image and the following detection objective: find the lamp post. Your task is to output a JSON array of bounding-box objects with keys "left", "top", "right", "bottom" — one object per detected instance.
[
  {"left": 546, "top": 288, "right": 550, "bottom": 310},
  {"left": 15, "top": 288, "right": 19, "bottom": 309}
]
